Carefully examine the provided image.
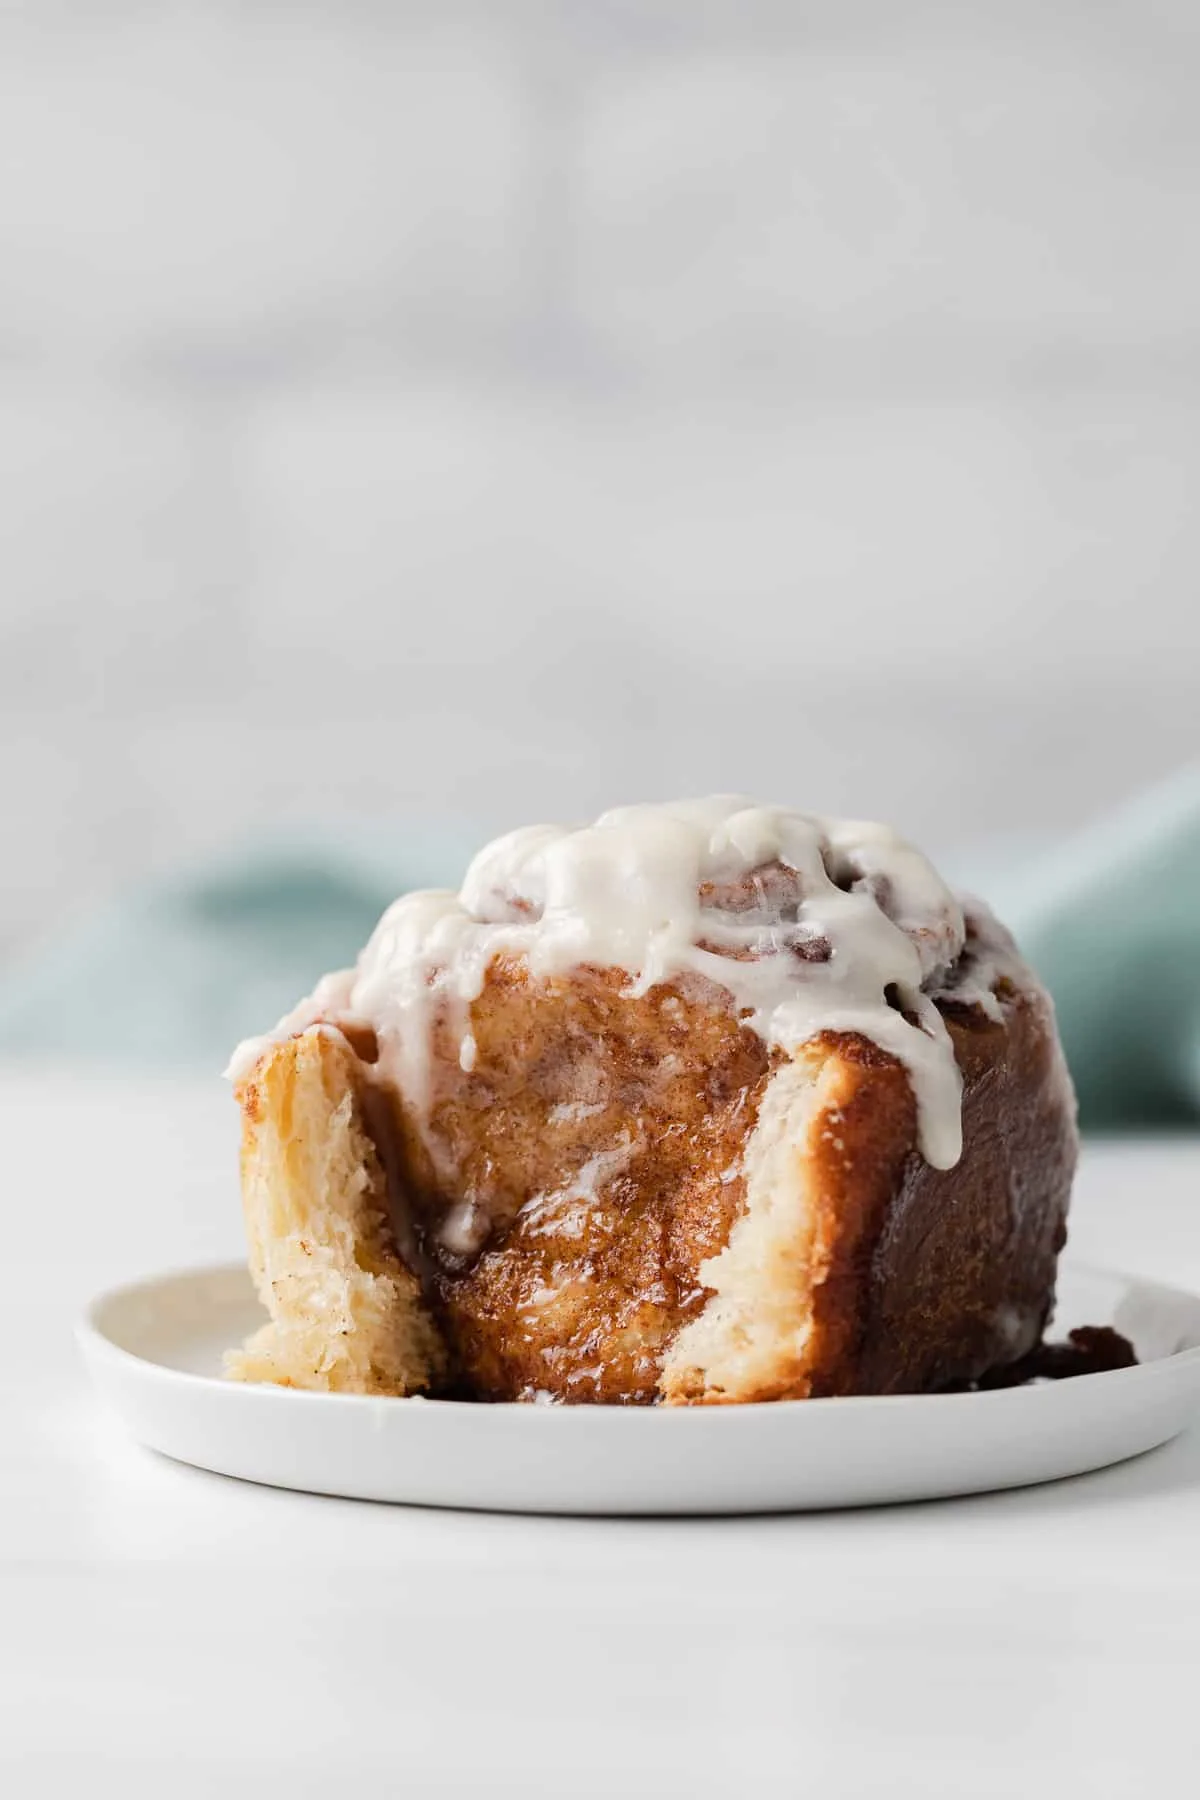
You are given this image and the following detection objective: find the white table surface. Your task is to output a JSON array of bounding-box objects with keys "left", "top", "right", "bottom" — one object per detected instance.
[{"left": 2, "top": 1068, "right": 1198, "bottom": 1798}]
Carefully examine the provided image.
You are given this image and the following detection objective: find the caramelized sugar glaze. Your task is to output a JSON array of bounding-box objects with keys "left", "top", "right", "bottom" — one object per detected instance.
[{"left": 371, "top": 961, "right": 775, "bottom": 1402}]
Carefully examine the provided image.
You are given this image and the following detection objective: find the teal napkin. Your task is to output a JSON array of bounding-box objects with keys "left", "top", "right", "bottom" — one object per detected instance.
[
  {"left": 2, "top": 774, "right": 1197, "bottom": 1129},
  {"left": 0, "top": 826, "right": 477, "bottom": 1071},
  {"left": 968, "top": 766, "right": 1200, "bottom": 1129}
]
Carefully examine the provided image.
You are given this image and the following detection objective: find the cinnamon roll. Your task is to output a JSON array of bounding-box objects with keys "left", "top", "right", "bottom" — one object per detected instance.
[{"left": 226, "top": 798, "right": 1077, "bottom": 1404}]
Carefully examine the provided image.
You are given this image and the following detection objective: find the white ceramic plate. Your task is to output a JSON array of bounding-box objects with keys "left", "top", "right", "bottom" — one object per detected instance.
[{"left": 78, "top": 1260, "right": 1200, "bottom": 1515}]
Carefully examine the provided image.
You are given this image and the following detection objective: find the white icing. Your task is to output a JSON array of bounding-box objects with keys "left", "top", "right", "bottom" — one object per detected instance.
[
  {"left": 362, "top": 798, "right": 966, "bottom": 1168},
  {"left": 939, "top": 897, "right": 1015, "bottom": 1023},
  {"left": 439, "top": 1198, "right": 488, "bottom": 1257},
  {"left": 227, "top": 798, "right": 1037, "bottom": 1172}
]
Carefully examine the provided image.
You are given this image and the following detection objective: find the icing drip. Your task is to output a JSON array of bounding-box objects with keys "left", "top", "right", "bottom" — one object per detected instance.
[{"left": 229, "top": 798, "right": 998, "bottom": 1171}]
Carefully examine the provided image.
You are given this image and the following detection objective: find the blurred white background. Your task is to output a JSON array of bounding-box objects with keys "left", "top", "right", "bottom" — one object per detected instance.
[{"left": 2, "top": 0, "right": 1198, "bottom": 962}]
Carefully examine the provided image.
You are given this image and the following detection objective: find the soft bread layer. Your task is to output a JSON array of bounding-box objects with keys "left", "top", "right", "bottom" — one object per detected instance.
[
  {"left": 227, "top": 1031, "right": 444, "bottom": 1395},
  {"left": 660, "top": 1055, "right": 829, "bottom": 1404}
]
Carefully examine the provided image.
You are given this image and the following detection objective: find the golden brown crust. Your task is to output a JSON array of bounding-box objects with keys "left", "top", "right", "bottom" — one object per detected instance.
[
  {"left": 229, "top": 961, "right": 1075, "bottom": 1405},
  {"left": 815, "top": 991, "right": 1074, "bottom": 1397}
]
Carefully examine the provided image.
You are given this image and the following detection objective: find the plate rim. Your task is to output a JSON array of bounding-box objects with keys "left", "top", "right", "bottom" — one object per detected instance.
[{"left": 76, "top": 1256, "right": 1200, "bottom": 1421}]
